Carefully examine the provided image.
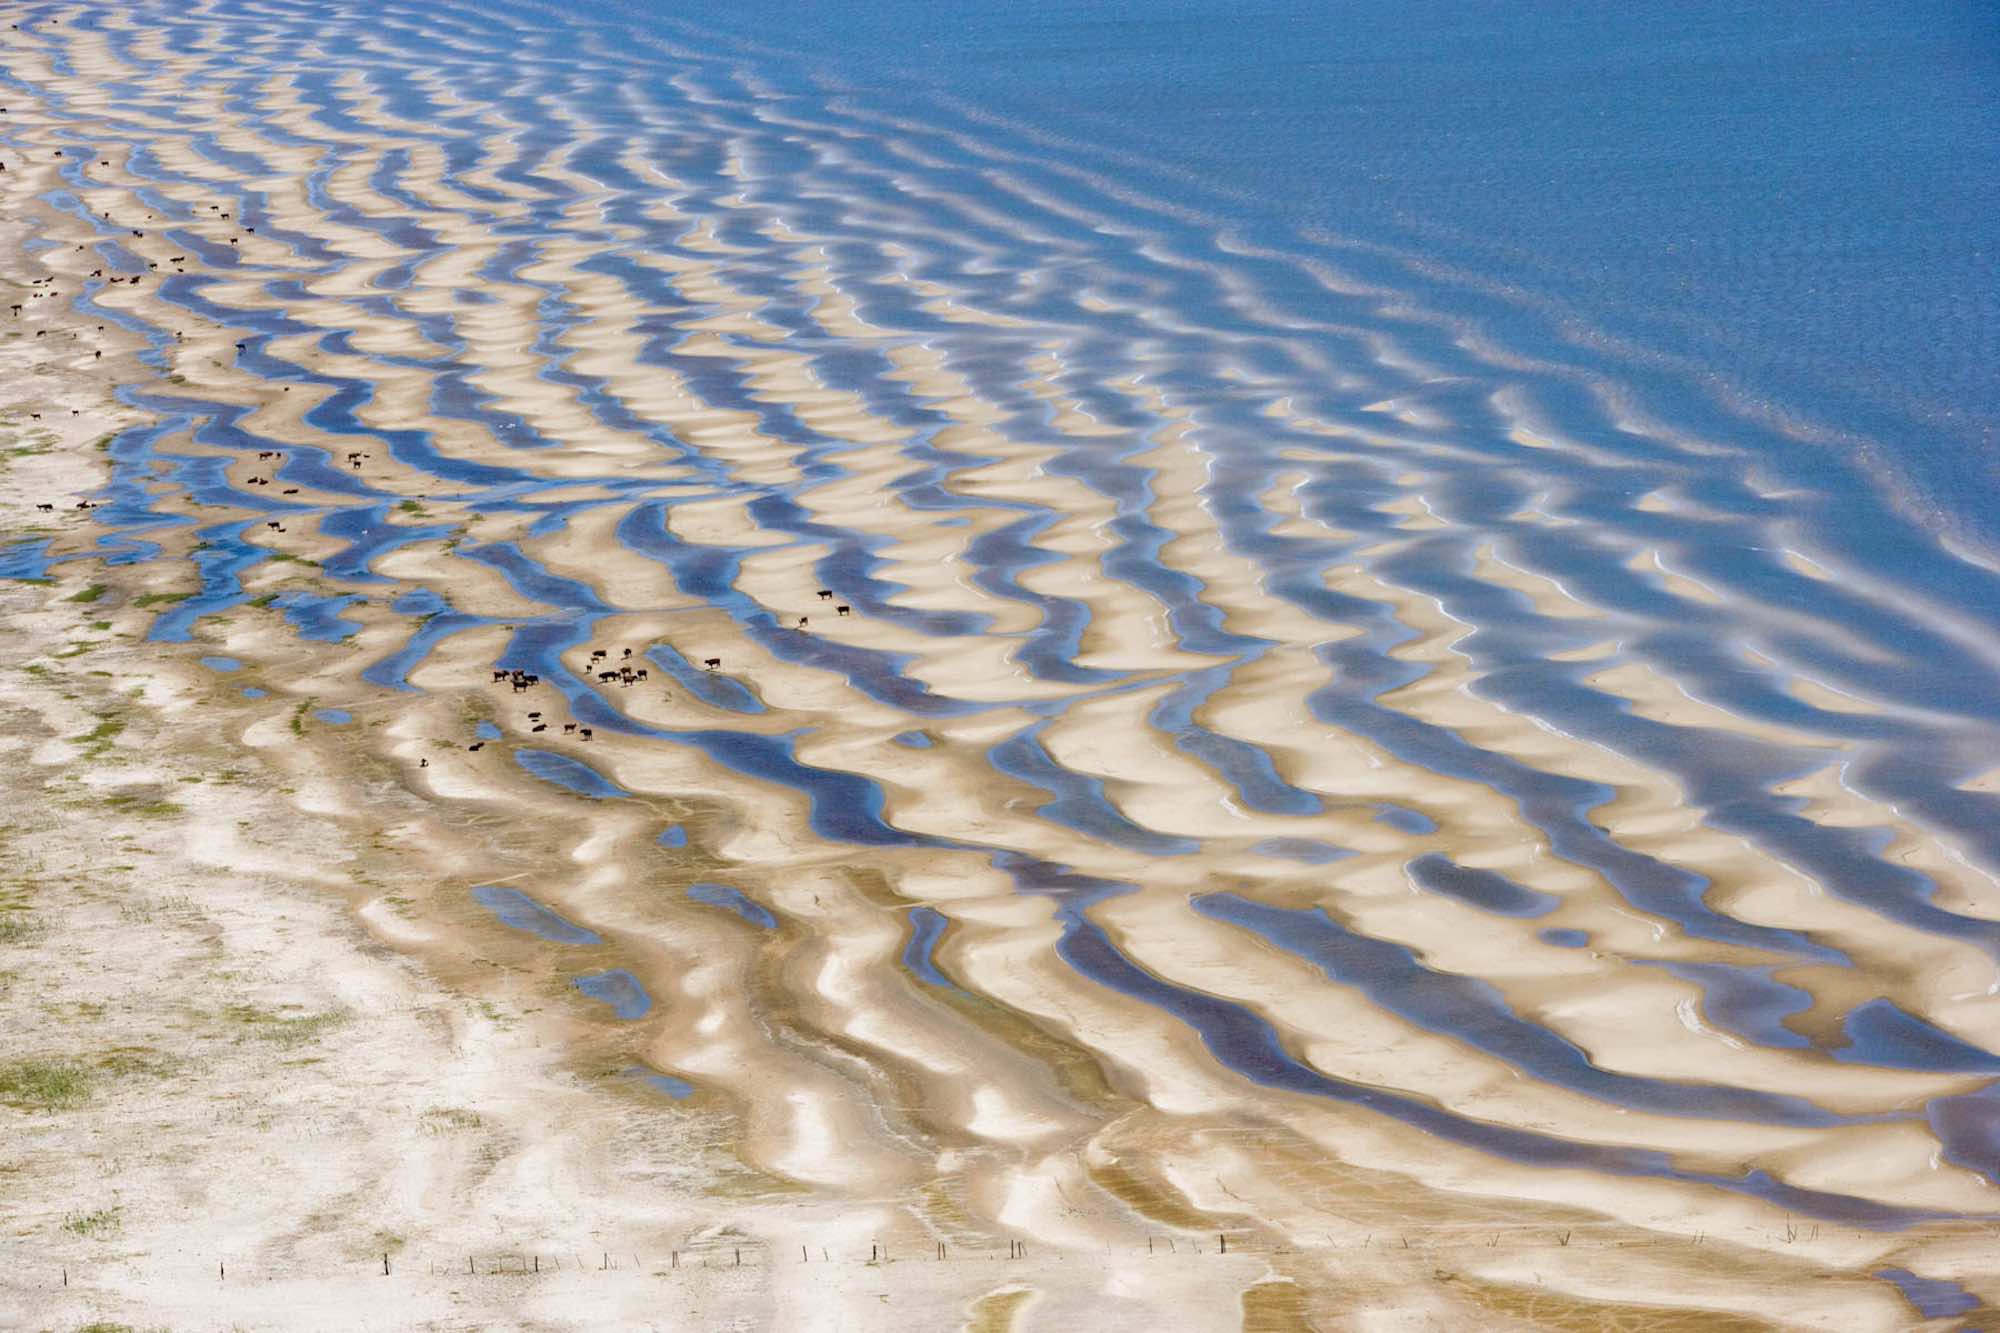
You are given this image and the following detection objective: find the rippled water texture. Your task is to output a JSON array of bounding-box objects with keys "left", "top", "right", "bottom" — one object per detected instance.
[{"left": 5, "top": 0, "right": 2000, "bottom": 1304}]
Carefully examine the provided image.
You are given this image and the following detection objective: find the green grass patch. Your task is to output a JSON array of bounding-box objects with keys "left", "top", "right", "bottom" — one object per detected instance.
[
  {"left": 96, "top": 1046, "right": 177, "bottom": 1078},
  {"left": 422, "top": 1106, "right": 483, "bottom": 1134},
  {"left": 62, "top": 1206, "right": 123, "bottom": 1239},
  {"left": 101, "top": 794, "right": 181, "bottom": 818},
  {"left": 0, "top": 1058, "right": 90, "bottom": 1110},
  {"left": 223, "top": 1004, "right": 346, "bottom": 1048},
  {"left": 130, "top": 591, "right": 190, "bottom": 608},
  {"left": 289, "top": 698, "right": 314, "bottom": 735},
  {"left": 248, "top": 592, "right": 277, "bottom": 607},
  {"left": 72, "top": 714, "right": 125, "bottom": 756},
  {"left": 64, "top": 584, "right": 107, "bottom": 603}
]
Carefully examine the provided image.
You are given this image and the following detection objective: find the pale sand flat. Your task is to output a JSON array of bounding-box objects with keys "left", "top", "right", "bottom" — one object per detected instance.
[{"left": 5, "top": 32, "right": 1996, "bottom": 1329}]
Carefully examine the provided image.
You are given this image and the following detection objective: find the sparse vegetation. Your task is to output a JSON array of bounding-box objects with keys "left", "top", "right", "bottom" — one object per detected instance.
[
  {"left": 72, "top": 713, "right": 125, "bottom": 756},
  {"left": 95, "top": 1046, "right": 177, "bottom": 1078},
  {"left": 62, "top": 1205, "right": 123, "bottom": 1239},
  {"left": 101, "top": 793, "right": 181, "bottom": 818},
  {"left": 223, "top": 1004, "right": 347, "bottom": 1048},
  {"left": 130, "top": 591, "right": 191, "bottom": 608},
  {"left": 0, "top": 1058, "right": 91, "bottom": 1110},
  {"left": 65, "top": 584, "right": 107, "bottom": 603},
  {"left": 422, "top": 1106, "right": 483, "bottom": 1134}
]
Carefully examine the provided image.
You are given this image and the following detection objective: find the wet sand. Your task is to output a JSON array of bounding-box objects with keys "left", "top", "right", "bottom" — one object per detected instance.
[{"left": 1, "top": 6, "right": 1997, "bottom": 1330}]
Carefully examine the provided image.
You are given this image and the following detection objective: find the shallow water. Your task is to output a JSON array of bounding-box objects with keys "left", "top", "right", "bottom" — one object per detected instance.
[
  {"left": 513, "top": 748, "right": 629, "bottom": 800},
  {"left": 901, "top": 906, "right": 954, "bottom": 989},
  {"left": 687, "top": 882, "right": 778, "bottom": 931},
  {"left": 1873, "top": 1266, "right": 1982, "bottom": 1320},
  {"left": 574, "top": 968, "right": 653, "bottom": 1020},
  {"left": 470, "top": 885, "right": 600, "bottom": 946},
  {"left": 6, "top": 0, "right": 2000, "bottom": 1247}
]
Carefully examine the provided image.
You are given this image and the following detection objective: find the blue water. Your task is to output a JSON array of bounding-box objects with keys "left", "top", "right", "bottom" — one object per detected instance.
[
  {"left": 574, "top": 968, "right": 653, "bottom": 1019},
  {"left": 200, "top": 654, "right": 240, "bottom": 672},
  {"left": 312, "top": 707, "right": 351, "bottom": 725},
  {"left": 902, "top": 907, "right": 954, "bottom": 988},
  {"left": 629, "top": 1066, "right": 696, "bottom": 1100},
  {"left": 1194, "top": 892, "right": 1851, "bottom": 1127},
  {"left": 513, "top": 748, "right": 629, "bottom": 799},
  {"left": 1873, "top": 1266, "right": 1981, "bottom": 1320},
  {"left": 633, "top": 0, "right": 1999, "bottom": 558},
  {"left": 1249, "top": 838, "right": 1349, "bottom": 866},
  {"left": 470, "top": 885, "right": 601, "bottom": 945},
  {"left": 1837, "top": 999, "right": 2000, "bottom": 1075},
  {"left": 687, "top": 882, "right": 778, "bottom": 930},
  {"left": 1405, "top": 854, "right": 1557, "bottom": 918},
  {"left": 8, "top": 0, "right": 1998, "bottom": 1243},
  {"left": 0, "top": 541, "right": 56, "bottom": 580}
]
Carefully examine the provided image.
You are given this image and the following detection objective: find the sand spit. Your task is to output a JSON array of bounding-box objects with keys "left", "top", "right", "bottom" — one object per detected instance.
[{"left": 1, "top": 6, "right": 1997, "bottom": 1330}]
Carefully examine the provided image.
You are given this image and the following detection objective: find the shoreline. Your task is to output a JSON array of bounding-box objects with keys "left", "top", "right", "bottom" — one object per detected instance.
[{"left": 0, "top": 8, "right": 1996, "bottom": 1329}]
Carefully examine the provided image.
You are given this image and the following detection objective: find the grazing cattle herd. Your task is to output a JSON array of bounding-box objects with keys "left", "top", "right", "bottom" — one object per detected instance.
[
  {"left": 447, "top": 589, "right": 850, "bottom": 764},
  {"left": 8, "top": 224, "right": 853, "bottom": 783},
  {"left": 438, "top": 592, "right": 849, "bottom": 763}
]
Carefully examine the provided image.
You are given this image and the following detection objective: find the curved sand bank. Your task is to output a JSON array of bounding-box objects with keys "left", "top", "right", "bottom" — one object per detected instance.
[{"left": 2, "top": 5, "right": 1998, "bottom": 1329}]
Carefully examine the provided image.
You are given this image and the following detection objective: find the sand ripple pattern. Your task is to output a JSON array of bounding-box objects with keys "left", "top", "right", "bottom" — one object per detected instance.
[{"left": 7, "top": 1, "right": 2000, "bottom": 1316}]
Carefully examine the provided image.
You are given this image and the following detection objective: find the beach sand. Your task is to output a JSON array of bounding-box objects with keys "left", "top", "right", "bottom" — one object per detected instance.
[{"left": 1, "top": 9, "right": 1995, "bottom": 1330}]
